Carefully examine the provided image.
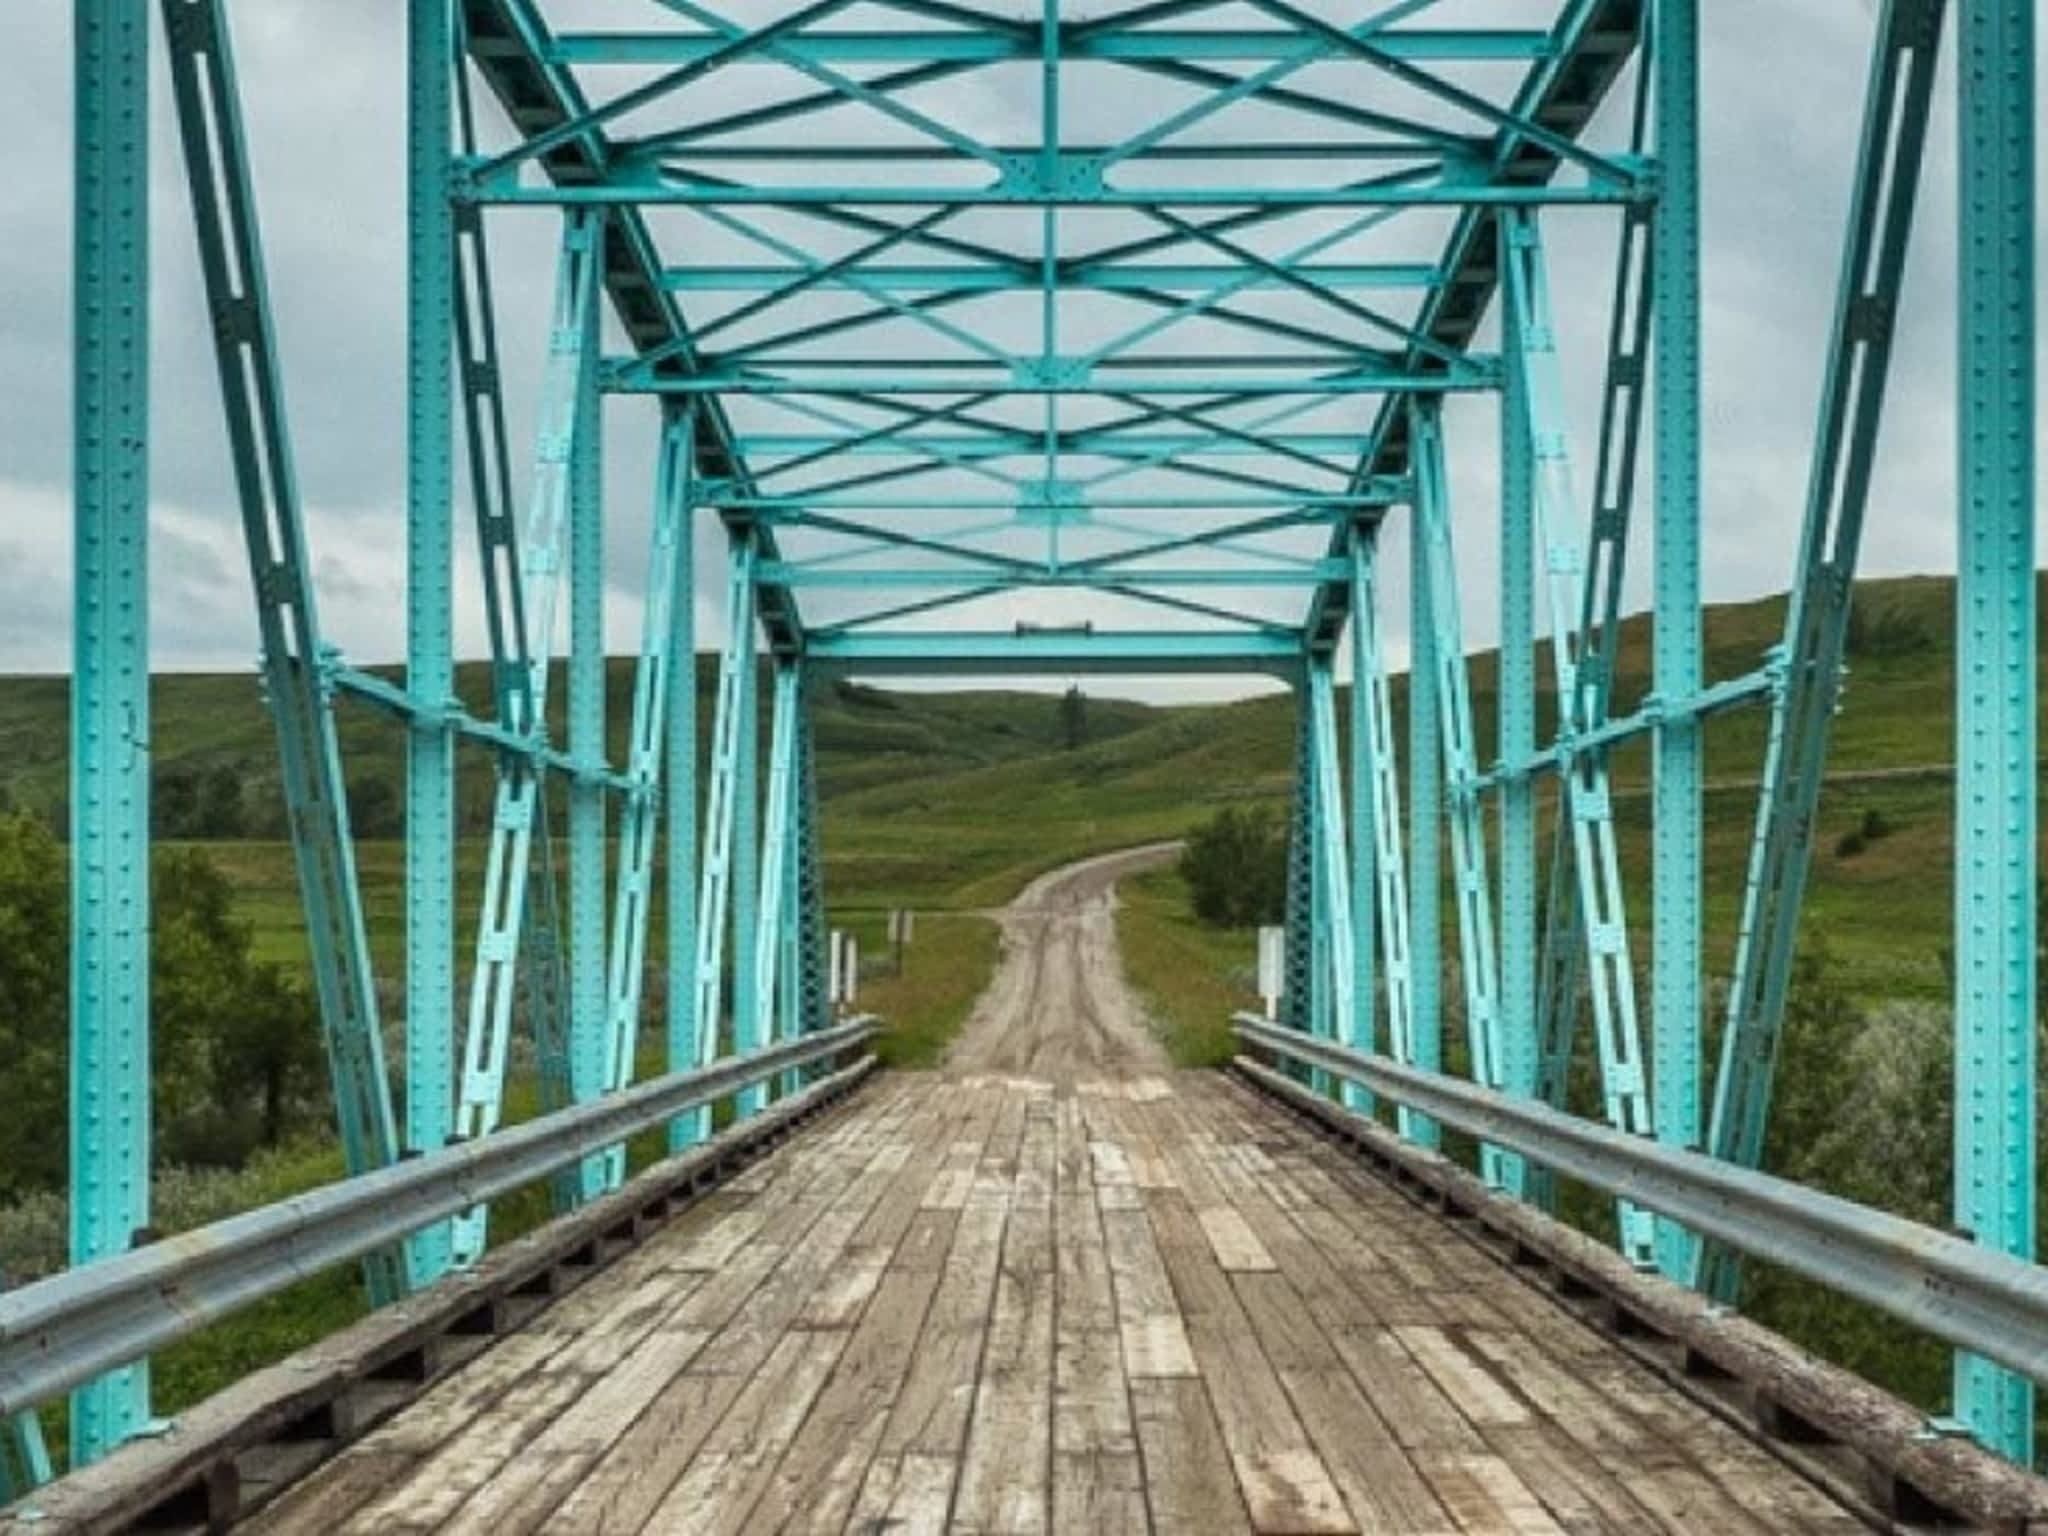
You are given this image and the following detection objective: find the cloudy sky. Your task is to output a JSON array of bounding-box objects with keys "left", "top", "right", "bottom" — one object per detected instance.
[{"left": 0, "top": 1, "right": 2038, "bottom": 703}]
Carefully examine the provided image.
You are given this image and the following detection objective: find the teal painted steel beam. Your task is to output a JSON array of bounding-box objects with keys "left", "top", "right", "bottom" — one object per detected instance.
[
  {"left": 1306, "top": 0, "right": 1644, "bottom": 654},
  {"left": 1281, "top": 696, "right": 1316, "bottom": 1057},
  {"left": 749, "top": 663, "right": 802, "bottom": 1108},
  {"left": 0, "top": 1263, "right": 50, "bottom": 1498},
  {"left": 1497, "top": 288, "right": 1539, "bottom": 1167},
  {"left": 568, "top": 218, "right": 607, "bottom": 1199},
  {"left": 1699, "top": 0, "right": 1944, "bottom": 1303},
  {"left": 734, "top": 432, "right": 1393, "bottom": 460},
  {"left": 403, "top": 0, "right": 458, "bottom": 1287},
  {"left": 448, "top": 209, "right": 602, "bottom": 1263},
  {"left": 1650, "top": 0, "right": 1705, "bottom": 1284},
  {"left": 667, "top": 264, "right": 1441, "bottom": 294},
  {"left": 1308, "top": 658, "right": 1357, "bottom": 1101},
  {"left": 1344, "top": 536, "right": 1377, "bottom": 1119},
  {"left": 1410, "top": 401, "right": 1513, "bottom": 1187},
  {"left": 686, "top": 534, "right": 759, "bottom": 1146},
  {"left": 552, "top": 29, "right": 1555, "bottom": 65},
  {"left": 803, "top": 631, "right": 1299, "bottom": 676},
  {"left": 1951, "top": 0, "right": 2035, "bottom": 1462},
  {"left": 762, "top": 564, "right": 1347, "bottom": 590},
  {"left": 607, "top": 367, "right": 1501, "bottom": 398},
  {"left": 1501, "top": 209, "right": 1655, "bottom": 1260},
  {"left": 470, "top": 177, "right": 1644, "bottom": 210},
  {"left": 730, "top": 577, "right": 762, "bottom": 1118},
  {"left": 1405, "top": 480, "right": 1442, "bottom": 1151},
  {"left": 70, "top": 0, "right": 153, "bottom": 1464},
  {"left": 1474, "top": 670, "right": 1775, "bottom": 792},
  {"left": 605, "top": 407, "right": 695, "bottom": 1135},
  {"left": 162, "top": 0, "right": 407, "bottom": 1305},
  {"left": 666, "top": 433, "right": 700, "bottom": 1151}
]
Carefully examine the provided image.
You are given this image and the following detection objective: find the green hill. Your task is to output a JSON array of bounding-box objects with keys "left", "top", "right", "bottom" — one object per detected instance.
[{"left": 0, "top": 573, "right": 2032, "bottom": 1000}]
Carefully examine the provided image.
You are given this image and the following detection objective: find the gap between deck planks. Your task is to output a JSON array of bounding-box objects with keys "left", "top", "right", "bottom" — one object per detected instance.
[{"left": 236, "top": 1071, "right": 1875, "bottom": 1536}]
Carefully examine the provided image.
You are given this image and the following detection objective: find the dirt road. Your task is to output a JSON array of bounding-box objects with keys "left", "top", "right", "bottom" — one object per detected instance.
[{"left": 943, "top": 843, "right": 1182, "bottom": 1084}]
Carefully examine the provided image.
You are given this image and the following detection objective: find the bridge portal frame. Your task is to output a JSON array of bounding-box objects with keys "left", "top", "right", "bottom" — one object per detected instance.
[{"left": 41, "top": 0, "right": 2037, "bottom": 1484}]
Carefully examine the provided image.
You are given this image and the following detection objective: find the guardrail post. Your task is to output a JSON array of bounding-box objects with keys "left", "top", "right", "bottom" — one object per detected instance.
[
  {"left": 71, "top": 0, "right": 154, "bottom": 1464},
  {"left": 1952, "top": 0, "right": 2034, "bottom": 1463}
]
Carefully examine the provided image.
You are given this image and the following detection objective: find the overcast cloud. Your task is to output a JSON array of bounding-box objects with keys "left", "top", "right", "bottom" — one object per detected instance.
[{"left": 0, "top": 2, "right": 2039, "bottom": 704}]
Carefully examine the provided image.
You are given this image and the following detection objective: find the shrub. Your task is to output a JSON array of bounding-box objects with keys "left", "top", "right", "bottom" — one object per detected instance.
[{"left": 1179, "top": 806, "right": 1288, "bottom": 928}]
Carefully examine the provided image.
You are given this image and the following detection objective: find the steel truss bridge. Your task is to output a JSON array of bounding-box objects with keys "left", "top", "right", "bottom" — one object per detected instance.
[{"left": 2, "top": 0, "right": 2042, "bottom": 1529}]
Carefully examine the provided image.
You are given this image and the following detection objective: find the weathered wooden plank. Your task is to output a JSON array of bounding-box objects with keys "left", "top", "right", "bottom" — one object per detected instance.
[
  {"left": 643, "top": 1328, "right": 852, "bottom": 1533},
  {"left": 1129, "top": 1378, "right": 1252, "bottom": 1536},
  {"left": 1144, "top": 1190, "right": 1353, "bottom": 1534},
  {"left": 1100, "top": 1207, "right": 1197, "bottom": 1379},
  {"left": 847, "top": 1450, "right": 957, "bottom": 1536},
  {"left": 954, "top": 1264, "right": 1056, "bottom": 1534}
]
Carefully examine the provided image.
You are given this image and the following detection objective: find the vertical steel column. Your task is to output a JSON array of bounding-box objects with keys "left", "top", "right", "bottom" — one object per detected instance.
[
  {"left": 1652, "top": 0, "right": 1706, "bottom": 1282},
  {"left": 1280, "top": 693, "right": 1317, "bottom": 1044},
  {"left": 162, "top": 0, "right": 406, "bottom": 1303},
  {"left": 1498, "top": 281, "right": 1539, "bottom": 1156},
  {"left": 1308, "top": 657, "right": 1356, "bottom": 1098},
  {"left": 1952, "top": 0, "right": 2034, "bottom": 1461},
  {"left": 403, "top": 0, "right": 457, "bottom": 1285},
  {"left": 1346, "top": 538, "right": 1377, "bottom": 1117},
  {"left": 1410, "top": 401, "right": 1511, "bottom": 1185},
  {"left": 793, "top": 697, "right": 830, "bottom": 1039},
  {"left": 1354, "top": 530, "right": 1420, "bottom": 1140},
  {"left": 665, "top": 478, "right": 699, "bottom": 1148},
  {"left": 686, "top": 533, "right": 758, "bottom": 1145},
  {"left": 730, "top": 612, "right": 762, "bottom": 1117},
  {"left": 1406, "top": 495, "right": 1442, "bottom": 1150},
  {"left": 749, "top": 662, "right": 801, "bottom": 1108},
  {"left": 568, "top": 240, "right": 606, "bottom": 1135},
  {"left": 71, "top": 0, "right": 152, "bottom": 1463}
]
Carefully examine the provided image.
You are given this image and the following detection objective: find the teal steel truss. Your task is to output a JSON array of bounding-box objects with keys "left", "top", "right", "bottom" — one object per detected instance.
[{"left": 32, "top": 0, "right": 2038, "bottom": 1483}]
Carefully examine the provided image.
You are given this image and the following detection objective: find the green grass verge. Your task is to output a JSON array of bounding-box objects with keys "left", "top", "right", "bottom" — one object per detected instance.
[
  {"left": 1115, "top": 864, "right": 1258, "bottom": 1068},
  {"left": 843, "top": 910, "right": 1000, "bottom": 1069}
]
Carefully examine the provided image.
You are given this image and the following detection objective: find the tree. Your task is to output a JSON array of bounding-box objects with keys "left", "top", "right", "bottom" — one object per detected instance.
[
  {"left": 346, "top": 774, "right": 401, "bottom": 838},
  {"left": 197, "top": 763, "right": 247, "bottom": 839},
  {"left": 0, "top": 816, "right": 328, "bottom": 1197},
  {"left": 1058, "top": 685, "right": 1087, "bottom": 750},
  {"left": 0, "top": 814, "right": 67, "bottom": 1198},
  {"left": 1179, "top": 806, "right": 1288, "bottom": 928}
]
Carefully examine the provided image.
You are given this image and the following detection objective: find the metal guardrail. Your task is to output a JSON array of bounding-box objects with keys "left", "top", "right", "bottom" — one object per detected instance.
[
  {"left": 1233, "top": 1014, "right": 2048, "bottom": 1386},
  {"left": 0, "top": 1020, "right": 875, "bottom": 1419}
]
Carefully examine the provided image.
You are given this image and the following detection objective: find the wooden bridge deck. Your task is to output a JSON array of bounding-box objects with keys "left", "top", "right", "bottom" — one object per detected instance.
[{"left": 239, "top": 1071, "right": 1872, "bottom": 1536}]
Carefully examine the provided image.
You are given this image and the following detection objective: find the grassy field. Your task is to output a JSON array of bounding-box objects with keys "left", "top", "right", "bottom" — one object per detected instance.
[{"left": 1115, "top": 866, "right": 1258, "bottom": 1068}]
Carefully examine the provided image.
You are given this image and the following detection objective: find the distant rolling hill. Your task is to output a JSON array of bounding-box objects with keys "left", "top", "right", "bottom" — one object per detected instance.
[{"left": 0, "top": 573, "right": 2035, "bottom": 999}]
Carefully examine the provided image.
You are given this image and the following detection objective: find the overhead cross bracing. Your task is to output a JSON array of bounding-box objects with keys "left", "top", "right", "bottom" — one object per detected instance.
[{"left": 461, "top": 0, "right": 1647, "bottom": 664}]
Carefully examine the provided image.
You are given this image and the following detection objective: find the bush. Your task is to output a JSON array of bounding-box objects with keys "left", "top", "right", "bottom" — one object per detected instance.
[{"left": 1179, "top": 806, "right": 1288, "bottom": 928}]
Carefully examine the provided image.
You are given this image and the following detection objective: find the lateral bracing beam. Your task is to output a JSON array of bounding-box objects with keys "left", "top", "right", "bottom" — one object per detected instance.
[
  {"left": 71, "top": 0, "right": 154, "bottom": 1463},
  {"left": 448, "top": 208, "right": 603, "bottom": 1265},
  {"left": 749, "top": 662, "right": 803, "bottom": 1108},
  {"left": 0, "top": 1265, "right": 50, "bottom": 1497},
  {"left": 162, "top": 0, "right": 406, "bottom": 1305},
  {"left": 1406, "top": 453, "right": 1443, "bottom": 1150},
  {"left": 1951, "top": 0, "right": 2034, "bottom": 1463},
  {"left": 1699, "top": 0, "right": 1945, "bottom": 1302}
]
